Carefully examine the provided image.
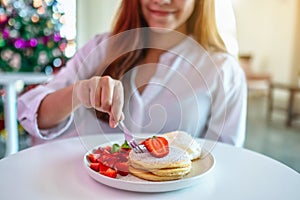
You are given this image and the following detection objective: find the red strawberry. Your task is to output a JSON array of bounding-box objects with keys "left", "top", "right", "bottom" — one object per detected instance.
[
  {"left": 98, "top": 153, "right": 111, "bottom": 163},
  {"left": 87, "top": 153, "right": 100, "bottom": 163},
  {"left": 142, "top": 136, "right": 169, "bottom": 158},
  {"left": 99, "top": 163, "right": 109, "bottom": 174},
  {"left": 90, "top": 163, "right": 100, "bottom": 171},
  {"left": 88, "top": 143, "right": 132, "bottom": 179},
  {"left": 116, "top": 154, "right": 128, "bottom": 162},
  {"left": 104, "top": 146, "right": 112, "bottom": 153},
  {"left": 105, "top": 157, "right": 119, "bottom": 168},
  {"left": 93, "top": 147, "right": 104, "bottom": 154},
  {"left": 103, "top": 168, "right": 117, "bottom": 178},
  {"left": 115, "top": 162, "right": 129, "bottom": 176}
]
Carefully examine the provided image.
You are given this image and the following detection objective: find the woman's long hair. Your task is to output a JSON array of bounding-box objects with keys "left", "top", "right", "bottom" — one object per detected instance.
[{"left": 96, "top": 0, "right": 227, "bottom": 121}]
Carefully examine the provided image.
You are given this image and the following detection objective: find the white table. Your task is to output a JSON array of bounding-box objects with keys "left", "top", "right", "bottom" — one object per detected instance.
[
  {"left": 0, "top": 134, "right": 299, "bottom": 200},
  {"left": 0, "top": 72, "right": 51, "bottom": 156}
]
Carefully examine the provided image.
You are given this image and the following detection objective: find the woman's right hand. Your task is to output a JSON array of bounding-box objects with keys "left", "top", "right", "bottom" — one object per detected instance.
[{"left": 74, "top": 76, "right": 124, "bottom": 128}]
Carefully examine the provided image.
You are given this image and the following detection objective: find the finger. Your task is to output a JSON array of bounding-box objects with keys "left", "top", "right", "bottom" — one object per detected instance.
[
  {"left": 109, "top": 112, "right": 125, "bottom": 128},
  {"left": 120, "top": 112, "right": 125, "bottom": 121},
  {"left": 100, "top": 76, "right": 114, "bottom": 113},
  {"left": 75, "top": 81, "right": 92, "bottom": 108},
  {"left": 110, "top": 81, "right": 124, "bottom": 127},
  {"left": 109, "top": 114, "right": 116, "bottom": 128},
  {"left": 89, "top": 78, "right": 96, "bottom": 108},
  {"left": 89, "top": 77, "right": 101, "bottom": 109}
]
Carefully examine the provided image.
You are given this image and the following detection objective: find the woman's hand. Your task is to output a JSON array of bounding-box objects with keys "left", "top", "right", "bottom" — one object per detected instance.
[{"left": 74, "top": 76, "right": 124, "bottom": 128}]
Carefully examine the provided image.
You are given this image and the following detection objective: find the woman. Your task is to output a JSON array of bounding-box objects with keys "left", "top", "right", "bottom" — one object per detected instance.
[{"left": 18, "top": 0, "right": 247, "bottom": 146}]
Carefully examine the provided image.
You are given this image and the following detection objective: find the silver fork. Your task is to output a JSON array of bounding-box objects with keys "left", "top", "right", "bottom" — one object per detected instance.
[{"left": 118, "top": 121, "right": 146, "bottom": 153}]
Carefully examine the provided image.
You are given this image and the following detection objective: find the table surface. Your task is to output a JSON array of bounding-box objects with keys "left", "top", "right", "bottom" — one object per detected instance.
[{"left": 0, "top": 134, "right": 299, "bottom": 200}]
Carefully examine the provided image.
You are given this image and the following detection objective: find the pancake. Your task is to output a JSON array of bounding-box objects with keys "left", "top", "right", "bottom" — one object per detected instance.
[
  {"left": 129, "top": 161, "right": 191, "bottom": 176},
  {"left": 128, "top": 147, "right": 192, "bottom": 181},
  {"left": 128, "top": 166, "right": 185, "bottom": 181},
  {"left": 150, "top": 164, "right": 192, "bottom": 177},
  {"left": 129, "top": 147, "right": 191, "bottom": 170}
]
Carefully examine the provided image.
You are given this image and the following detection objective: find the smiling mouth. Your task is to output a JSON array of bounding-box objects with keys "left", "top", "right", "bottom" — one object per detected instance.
[{"left": 149, "top": 8, "right": 175, "bottom": 17}]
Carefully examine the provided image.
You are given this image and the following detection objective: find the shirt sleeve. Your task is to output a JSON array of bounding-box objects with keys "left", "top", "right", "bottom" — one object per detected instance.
[
  {"left": 17, "top": 33, "right": 109, "bottom": 140},
  {"left": 204, "top": 55, "right": 247, "bottom": 147},
  {"left": 17, "top": 84, "right": 75, "bottom": 140}
]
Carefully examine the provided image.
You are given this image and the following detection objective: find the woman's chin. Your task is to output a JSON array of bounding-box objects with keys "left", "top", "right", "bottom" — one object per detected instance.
[{"left": 149, "top": 26, "right": 173, "bottom": 34}]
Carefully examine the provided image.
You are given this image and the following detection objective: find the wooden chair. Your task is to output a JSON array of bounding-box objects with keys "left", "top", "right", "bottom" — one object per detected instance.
[
  {"left": 239, "top": 54, "right": 271, "bottom": 97},
  {"left": 267, "top": 82, "right": 300, "bottom": 126}
]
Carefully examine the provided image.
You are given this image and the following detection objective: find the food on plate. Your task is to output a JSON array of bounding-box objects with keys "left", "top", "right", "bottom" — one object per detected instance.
[
  {"left": 142, "top": 136, "right": 169, "bottom": 158},
  {"left": 127, "top": 131, "right": 201, "bottom": 181},
  {"left": 86, "top": 131, "right": 202, "bottom": 181},
  {"left": 162, "top": 131, "right": 201, "bottom": 161},
  {"left": 87, "top": 141, "right": 131, "bottom": 178},
  {"left": 128, "top": 146, "right": 192, "bottom": 181}
]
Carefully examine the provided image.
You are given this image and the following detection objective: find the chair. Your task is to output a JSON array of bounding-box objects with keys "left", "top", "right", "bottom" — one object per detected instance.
[
  {"left": 267, "top": 82, "right": 300, "bottom": 126},
  {"left": 239, "top": 54, "right": 271, "bottom": 97}
]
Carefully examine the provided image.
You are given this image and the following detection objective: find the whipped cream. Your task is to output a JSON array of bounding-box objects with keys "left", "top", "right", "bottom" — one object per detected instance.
[{"left": 162, "top": 131, "right": 201, "bottom": 160}]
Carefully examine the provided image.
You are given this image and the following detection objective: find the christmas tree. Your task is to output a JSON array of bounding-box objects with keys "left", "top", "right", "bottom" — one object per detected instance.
[
  {"left": 0, "top": 0, "right": 68, "bottom": 73},
  {"left": 0, "top": 0, "right": 69, "bottom": 137}
]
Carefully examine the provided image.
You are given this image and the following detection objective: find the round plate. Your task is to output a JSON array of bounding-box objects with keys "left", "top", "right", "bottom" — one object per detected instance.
[{"left": 83, "top": 140, "right": 215, "bottom": 193}]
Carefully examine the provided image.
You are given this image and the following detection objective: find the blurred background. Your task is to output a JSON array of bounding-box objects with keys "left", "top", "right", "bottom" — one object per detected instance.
[{"left": 0, "top": 0, "right": 299, "bottom": 172}]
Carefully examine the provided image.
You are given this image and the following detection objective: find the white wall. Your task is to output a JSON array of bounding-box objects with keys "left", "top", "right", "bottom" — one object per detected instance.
[
  {"left": 292, "top": 0, "right": 300, "bottom": 83},
  {"left": 232, "top": 0, "right": 299, "bottom": 84},
  {"left": 76, "top": 0, "right": 121, "bottom": 48}
]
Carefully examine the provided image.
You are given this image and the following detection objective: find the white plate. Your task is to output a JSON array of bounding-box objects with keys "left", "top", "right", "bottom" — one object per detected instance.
[{"left": 83, "top": 140, "right": 215, "bottom": 193}]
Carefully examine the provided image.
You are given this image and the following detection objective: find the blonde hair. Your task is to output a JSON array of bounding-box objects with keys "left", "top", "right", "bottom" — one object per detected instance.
[{"left": 187, "top": 0, "right": 227, "bottom": 52}]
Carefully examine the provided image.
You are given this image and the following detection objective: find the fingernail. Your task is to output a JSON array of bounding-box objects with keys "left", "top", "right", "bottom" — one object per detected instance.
[{"left": 112, "top": 120, "right": 117, "bottom": 128}]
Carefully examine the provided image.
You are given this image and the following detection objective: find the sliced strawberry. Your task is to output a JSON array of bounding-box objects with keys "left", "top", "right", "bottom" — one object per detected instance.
[
  {"left": 99, "top": 163, "right": 109, "bottom": 174},
  {"left": 143, "top": 136, "right": 169, "bottom": 158},
  {"left": 104, "top": 146, "right": 112, "bottom": 153},
  {"left": 87, "top": 153, "right": 100, "bottom": 163},
  {"left": 89, "top": 144, "right": 131, "bottom": 179},
  {"left": 93, "top": 147, "right": 104, "bottom": 154},
  {"left": 98, "top": 153, "right": 112, "bottom": 164},
  {"left": 105, "top": 157, "right": 119, "bottom": 168},
  {"left": 116, "top": 154, "right": 128, "bottom": 162},
  {"left": 115, "top": 162, "right": 129, "bottom": 176},
  {"left": 103, "top": 168, "right": 117, "bottom": 178},
  {"left": 120, "top": 148, "right": 131, "bottom": 152},
  {"left": 90, "top": 163, "right": 100, "bottom": 171}
]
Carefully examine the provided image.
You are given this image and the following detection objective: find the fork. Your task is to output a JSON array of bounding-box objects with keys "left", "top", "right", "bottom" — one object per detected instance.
[{"left": 118, "top": 121, "right": 146, "bottom": 153}]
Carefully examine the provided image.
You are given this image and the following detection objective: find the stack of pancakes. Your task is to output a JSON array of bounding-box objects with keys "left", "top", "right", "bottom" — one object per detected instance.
[
  {"left": 128, "top": 147, "right": 192, "bottom": 181},
  {"left": 128, "top": 131, "right": 201, "bottom": 181}
]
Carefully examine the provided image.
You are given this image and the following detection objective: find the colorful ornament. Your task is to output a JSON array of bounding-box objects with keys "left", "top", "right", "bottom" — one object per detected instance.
[{"left": 0, "top": 0, "right": 69, "bottom": 73}]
